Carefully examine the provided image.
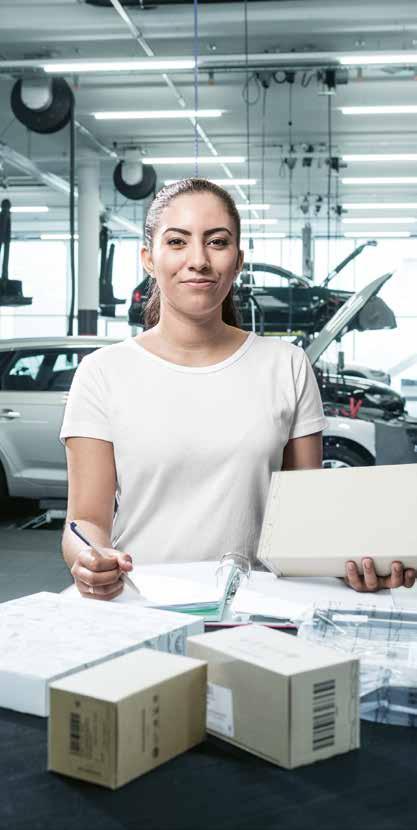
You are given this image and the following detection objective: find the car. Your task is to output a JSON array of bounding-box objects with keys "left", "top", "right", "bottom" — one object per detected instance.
[
  {"left": 128, "top": 244, "right": 392, "bottom": 339},
  {"left": 0, "top": 272, "right": 414, "bottom": 504},
  {"left": 0, "top": 337, "right": 113, "bottom": 502},
  {"left": 128, "top": 271, "right": 355, "bottom": 336},
  {"left": 305, "top": 271, "right": 417, "bottom": 467},
  {"left": 317, "top": 360, "right": 391, "bottom": 386},
  {"left": 315, "top": 370, "right": 405, "bottom": 421}
]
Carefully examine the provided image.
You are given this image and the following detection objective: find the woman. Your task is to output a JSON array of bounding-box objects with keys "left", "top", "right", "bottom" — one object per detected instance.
[{"left": 61, "top": 177, "right": 415, "bottom": 599}]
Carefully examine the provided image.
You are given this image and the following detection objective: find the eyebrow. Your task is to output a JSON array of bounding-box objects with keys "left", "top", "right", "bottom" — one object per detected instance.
[{"left": 162, "top": 226, "right": 233, "bottom": 237}]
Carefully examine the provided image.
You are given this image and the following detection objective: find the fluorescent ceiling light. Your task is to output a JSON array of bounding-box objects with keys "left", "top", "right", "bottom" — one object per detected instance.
[
  {"left": 340, "top": 106, "right": 417, "bottom": 116},
  {"left": 237, "top": 204, "right": 270, "bottom": 210},
  {"left": 241, "top": 232, "right": 286, "bottom": 239},
  {"left": 339, "top": 54, "right": 417, "bottom": 66},
  {"left": 165, "top": 178, "right": 257, "bottom": 186},
  {"left": 94, "top": 109, "right": 224, "bottom": 120},
  {"left": 10, "top": 206, "right": 49, "bottom": 213},
  {"left": 343, "top": 217, "right": 416, "bottom": 224},
  {"left": 241, "top": 218, "right": 277, "bottom": 226},
  {"left": 44, "top": 59, "right": 194, "bottom": 73},
  {"left": 343, "top": 154, "right": 417, "bottom": 162},
  {"left": 343, "top": 202, "right": 417, "bottom": 210},
  {"left": 342, "top": 177, "right": 417, "bottom": 185},
  {"left": 144, "top": 156, "right": 244, "bottom": 164},
  {"left": 40, "top": 233, "right": 79, "bottom": 240},
  {"left": 344, "top": 231, "right": 411, "bottom": 238}
]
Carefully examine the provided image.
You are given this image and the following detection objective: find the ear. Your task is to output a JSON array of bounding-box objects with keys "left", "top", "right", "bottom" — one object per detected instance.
[
  {"left": 234, "top": 249, "right": 245, "bottom": 278},
  {"left": 141, "top": 245, "right": 154, "bottom": 276}
]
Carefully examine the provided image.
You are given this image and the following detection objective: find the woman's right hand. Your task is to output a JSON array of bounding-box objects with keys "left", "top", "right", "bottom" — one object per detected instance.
[{"left": 71, "top": 546, "right": 133, "bottom": 601}]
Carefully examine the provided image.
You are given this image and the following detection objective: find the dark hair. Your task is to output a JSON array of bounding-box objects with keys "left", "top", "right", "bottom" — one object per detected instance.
[{"left": 143, "top": 177, "right": 241, "bottom": 329}]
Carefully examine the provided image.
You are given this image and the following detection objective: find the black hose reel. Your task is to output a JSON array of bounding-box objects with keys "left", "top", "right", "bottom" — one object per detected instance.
[
  {"left": 10, "top": 77, "right": 73, "bottom": 134},
  {"left": 113, "top": 154, "right": 156, "bottom": 201}
]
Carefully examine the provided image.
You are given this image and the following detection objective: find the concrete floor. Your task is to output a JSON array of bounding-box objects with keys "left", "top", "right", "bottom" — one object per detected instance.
[{"left": 0, "top": 503, "right": 72, "bottom": 603}]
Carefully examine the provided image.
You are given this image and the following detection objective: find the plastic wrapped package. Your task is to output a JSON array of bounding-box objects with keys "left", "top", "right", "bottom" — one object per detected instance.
[{"left": 297, "top": 608, "right": 417, "bottom": 726}]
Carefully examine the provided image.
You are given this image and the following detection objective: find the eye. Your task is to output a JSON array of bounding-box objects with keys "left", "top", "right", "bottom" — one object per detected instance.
[
  {"left": 208, "top": 238, "right": 229, "bottom": 247},
  {"left": 167, "top": 238, "right": 186, "bottom": 246}
]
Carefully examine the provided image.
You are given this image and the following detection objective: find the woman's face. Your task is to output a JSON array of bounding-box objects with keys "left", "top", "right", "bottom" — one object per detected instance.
[{"left": 142, "top": 192, "right": 244, "bottom": 321}]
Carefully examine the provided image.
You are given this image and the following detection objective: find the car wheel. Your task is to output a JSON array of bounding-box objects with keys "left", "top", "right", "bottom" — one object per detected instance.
[{"left": 322, "top": 444, "right": 372, "bottom": 469}]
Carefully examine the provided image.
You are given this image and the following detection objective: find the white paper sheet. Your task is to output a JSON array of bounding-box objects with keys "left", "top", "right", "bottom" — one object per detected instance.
[
  {"left": 63, "top": 561, "right": 224, "bottom": 605},
  {"left": 127, "top": 566, "right": 224, "bottom": 606},
  {"left": 231, "top": 573, "right": 397, "bottom": 621}
]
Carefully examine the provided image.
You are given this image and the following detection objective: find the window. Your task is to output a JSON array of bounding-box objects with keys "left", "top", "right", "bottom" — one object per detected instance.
[
  {"left": 46, "top": 349, "right": 95, "bottom": 391},
  {"left": 1, "top": 348, "right": 96, "bottom": 392},
  {"left": 3, "top": 352, "right": 47, "bottom": 391}
]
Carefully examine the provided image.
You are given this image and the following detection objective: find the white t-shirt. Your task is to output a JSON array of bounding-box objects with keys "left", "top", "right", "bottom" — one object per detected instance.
[{"left": 60, "top": 333, "right": 327, "bottom": 565}]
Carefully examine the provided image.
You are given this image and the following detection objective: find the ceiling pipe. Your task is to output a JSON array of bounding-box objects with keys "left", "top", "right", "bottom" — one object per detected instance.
[
  {"left": 0, "top": 141, "right": 143, "bottom": 236},
  {"left": 0, "top": 51, "right": 416, "bottom": 73},
  {"left": 106, "top": 0, "right": 256, "bottom": 210}
]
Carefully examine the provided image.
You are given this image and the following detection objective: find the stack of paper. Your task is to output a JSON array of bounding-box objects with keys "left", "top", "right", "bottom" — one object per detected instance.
[{"left": 126, "top": 559, "right": 241, "bottom": 622}]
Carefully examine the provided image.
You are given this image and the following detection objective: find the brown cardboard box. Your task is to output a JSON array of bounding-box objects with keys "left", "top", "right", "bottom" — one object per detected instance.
[
  {"left": 187, "top": 625, "right": 359, "bottom": 769},
  {"left": 48, "top": 649, "right": 207, "bottom": 788}
]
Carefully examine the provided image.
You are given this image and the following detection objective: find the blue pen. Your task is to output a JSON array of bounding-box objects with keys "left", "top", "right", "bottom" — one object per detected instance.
[{"left": 69, "top": 521, "right": 92, "bottom": 547}]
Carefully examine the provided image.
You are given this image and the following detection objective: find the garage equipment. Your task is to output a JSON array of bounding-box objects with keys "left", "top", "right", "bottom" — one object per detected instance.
[
  {"left": 99, "top": 224, "right": 125, "bottom": 317},
  {"left": 0, "top": 199, "right": 32, "bottom": 307}
]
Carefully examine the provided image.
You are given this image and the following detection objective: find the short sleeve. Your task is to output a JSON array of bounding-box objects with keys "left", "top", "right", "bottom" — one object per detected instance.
[
  {"left": 288, "top": 351, "right": 328, "bottom": 439},
  {"left": 59, "top": 353, "right": 112, "bottom": 444}
]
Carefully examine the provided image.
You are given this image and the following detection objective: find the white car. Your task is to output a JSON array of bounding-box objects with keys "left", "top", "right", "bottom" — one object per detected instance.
[
  {"left": 0, "top": 333, "right": 380, "bottom": 504},
  {"left": 0, "top": 336, "right": 113, "bottom": 501}
]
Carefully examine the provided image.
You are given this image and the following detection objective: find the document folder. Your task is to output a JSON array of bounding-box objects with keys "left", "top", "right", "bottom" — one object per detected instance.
[{"left": 125, "top": 553, "right": 251, "bottom": 622}]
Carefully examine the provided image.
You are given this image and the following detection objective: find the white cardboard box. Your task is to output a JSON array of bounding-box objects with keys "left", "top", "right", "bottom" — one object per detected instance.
[
  {"left": 187, "top": 624, "right": 360, "bottom": 769},
  {"left": 48, "top": 649, "right": 207, "bottom": 789},
  {"left": 257, "top": 464, "right": 417, "bottom": 577},
  {"left": 0, "top": 592, "right": 203, "bottom": 717}
]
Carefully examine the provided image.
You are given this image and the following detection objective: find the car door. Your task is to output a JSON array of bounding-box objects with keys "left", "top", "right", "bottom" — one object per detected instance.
[{"left": 0, "top": 347, "right": 95, "bottom": 499}]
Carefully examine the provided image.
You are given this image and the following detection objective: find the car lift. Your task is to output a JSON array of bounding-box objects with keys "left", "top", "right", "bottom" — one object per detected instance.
[
  {"left": 99, "top": 223, "right": 125, "bottom": 317},
  {"left": 0, "top": 198, "right": 32, "bottom": 307},
  {"left": 16, "top": 500, "right": 67, "bottom": 530}
]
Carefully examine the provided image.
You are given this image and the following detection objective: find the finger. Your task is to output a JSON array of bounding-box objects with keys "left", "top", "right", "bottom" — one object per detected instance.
[
  {"left": 390, "top": 561, "right": 404, "bottom": 589},
  {"left": 404, "top": 568, "right": 416, "bottom": 589},
  {"left": 116, "top": 552, "right": 133, "bottom": 572},
  {"left": 75, "top": 577, "right": 124, "bottom": 600},
  {"left": 345, "top": 561, "right": 364, "bottom": 592},
  {"left": 362, "top": 558, "right": 379, "bottom": 592},
  {"left": 73, "top": 564, "right": 122, "bottom": 588},
  {"left": 81, "top": 583, "right": 124, "bottom": 602},
  {"left": 77, "top": 547, "right": 119, "bottom": 573}
]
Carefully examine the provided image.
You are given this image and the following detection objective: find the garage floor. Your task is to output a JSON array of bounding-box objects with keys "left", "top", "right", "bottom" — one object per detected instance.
[{"left": 0, "top": 502, "right": 72, "bottom": 603}]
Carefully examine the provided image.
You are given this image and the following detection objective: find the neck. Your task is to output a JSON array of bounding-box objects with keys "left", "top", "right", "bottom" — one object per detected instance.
[{"left": 155, "top": 305, "right": 229, "bottom": 354}]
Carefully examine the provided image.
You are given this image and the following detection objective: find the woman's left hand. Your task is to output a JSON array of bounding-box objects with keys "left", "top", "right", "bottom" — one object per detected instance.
[{"left": 345, "top": 557, "right": 416, "bottom": 592}]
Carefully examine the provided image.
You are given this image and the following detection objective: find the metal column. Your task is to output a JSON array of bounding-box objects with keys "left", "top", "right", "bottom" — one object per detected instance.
[{"left": 77, "top": 154, "right": 100, "bottom": 334}]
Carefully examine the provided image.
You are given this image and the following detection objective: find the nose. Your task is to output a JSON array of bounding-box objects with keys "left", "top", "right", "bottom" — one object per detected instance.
[{"left": 187, "top": 239, "right": 210, "bottom": 273}]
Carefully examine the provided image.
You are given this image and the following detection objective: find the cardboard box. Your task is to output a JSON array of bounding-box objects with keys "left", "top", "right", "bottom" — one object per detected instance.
[
  {"left": 0, "top": 592, "right": 203, "bottom": 717},
  {"left": 257, "top": 464, "right": 417, "bottom": 577},
  {"left": 48, "top": 649, "right": 207, "bottom": 788},
  {"left": 187, "top": 625, "right": 360, "bottom": 769}
]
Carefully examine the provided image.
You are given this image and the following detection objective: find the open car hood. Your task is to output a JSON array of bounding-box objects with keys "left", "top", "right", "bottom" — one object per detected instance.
[{"left": 305, "top": 272, "right": 396, "bottom": 366}]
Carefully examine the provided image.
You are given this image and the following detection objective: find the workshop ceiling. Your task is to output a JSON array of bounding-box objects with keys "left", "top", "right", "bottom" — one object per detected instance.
[{"left": 1, "top": 0, "right": 417, "bottom": 237}]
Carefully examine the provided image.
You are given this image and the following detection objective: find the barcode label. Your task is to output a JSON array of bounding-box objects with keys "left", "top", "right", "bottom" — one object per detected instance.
[
  {"left": 70, "top": 712, "right": 81, "bottom": 754},
  {"left": 312, "top": 679, "right": 336, "bottom": 751}
]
